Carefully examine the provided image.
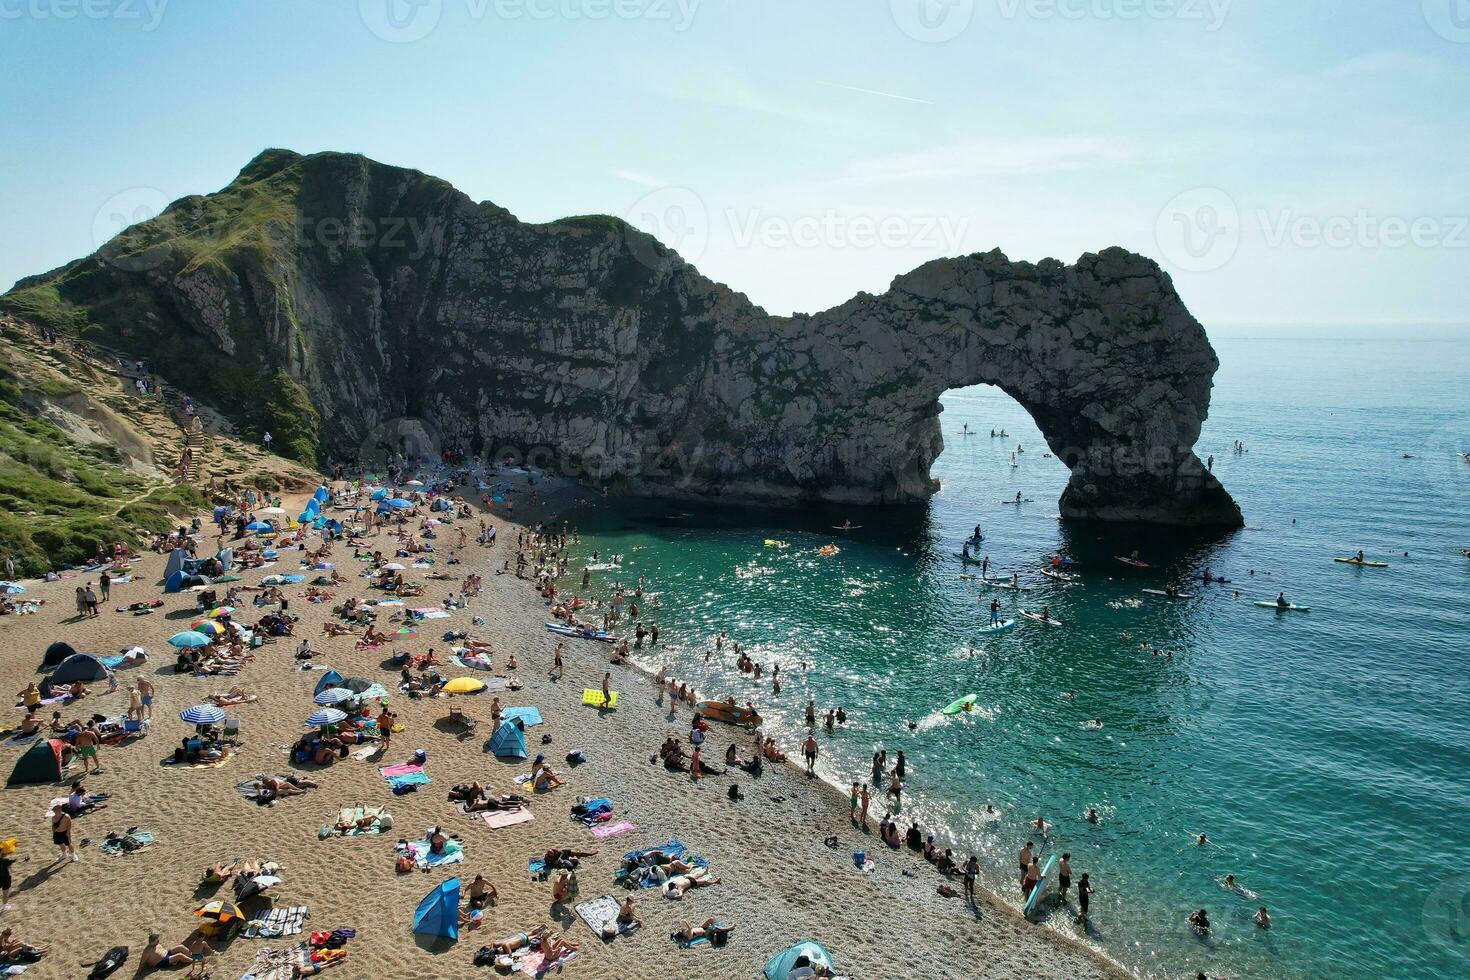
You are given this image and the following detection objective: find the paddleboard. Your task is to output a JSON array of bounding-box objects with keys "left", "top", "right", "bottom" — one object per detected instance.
[
  {"left": 1253, "top": 602, "right": 1310, "bottom": 612},
  {"left": 942, "top": 694, "right": 979, "bottom": 716},
  {"left": 979, "top": 618, "right": 1016, "bottom": 634},
  {"left": 1141, "top": 589, "right": 1193, "bottom": 599},
  {"left": 1039, "top": 569, "right": 1075, "bottom": 583},
  {"left": 999, "top": 499, "right": 1034, "bottom": 504},
  {"left": 983, "top": 581, "right": 1031, "bottom": 591},
  {"left": 1333, "top": 557, "right": 1388, "bottom": 567},
  {"left": 955, "top": 553, "right": 986, "bottom": 565},
  {"left": 965, "top": 533, "right": 985, "bottom": 544},
  {"left": 1115, "top": 556, "right": 1150, "bottom": 569},
  {"left": 831, "top": 525, "right": 862, "bottom": 531},
  {"left": 1019, "top": 610, "right": 1063, "bottom": 627},
  {"left": 1023, "top": 854, "right": 1058, "bottom": 916}
]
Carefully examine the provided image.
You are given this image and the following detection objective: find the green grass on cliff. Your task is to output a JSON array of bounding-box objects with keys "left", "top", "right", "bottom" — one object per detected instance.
[{"left": 0, "top": 351, "right": 206, "bottom": 576}]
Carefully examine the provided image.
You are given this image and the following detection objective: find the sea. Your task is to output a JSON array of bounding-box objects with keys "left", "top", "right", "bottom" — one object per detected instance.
[{"left": 561, "top": 324, "right": 1470, "bottom": 979}]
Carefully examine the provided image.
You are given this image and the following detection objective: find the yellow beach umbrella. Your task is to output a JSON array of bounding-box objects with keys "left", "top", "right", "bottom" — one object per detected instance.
[
  {"left": 195, "top": 899, "right": 244, "bottom": 923},
  {"left": 443, "top": 677, "right": 485, "bottom": 694}
]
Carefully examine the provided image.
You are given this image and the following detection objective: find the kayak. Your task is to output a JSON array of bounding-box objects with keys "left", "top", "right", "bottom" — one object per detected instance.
[
  {"left": 1253, "top": 602, "right": 1310, "bottom": 612},
  {"left": 1142, "top": 589, "right": 1193, "bottom": 599},
  {"left": 942, "top": 694, "right": 979, "bottom": 716},
  {"left": 1023, "top": 854, "right": 1058, "bottom": 916},
  {"left": 1115, "top": 556, "right": 1150, "bottom": 569},
  {"left": 544, "top": 622, "right": 617, "bottom": 642},
  {"left": 695, "top": 699, "right": 763, "bottom": 728},
  {"left": 1019, "top": 610, "right": 1063, "bottom": 627},
  {"left": 1039, "top": 569, "right": 1076, "bottom": 583},
  {"left": 831, "top": 525, "right": 862, "bottom": 531},
  {"left": 1333, "top": 557, "right": 1389, "bottom": 568},
  {"left": 979, "top": 618, "right": 1016, "bottom": 634},
  {"left": 981, "top": 579, "right": 1031, "bottom": 592}
]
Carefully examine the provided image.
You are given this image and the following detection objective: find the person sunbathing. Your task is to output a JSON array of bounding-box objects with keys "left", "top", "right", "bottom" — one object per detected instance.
[
  {"left": 762, "top": 737, "right": 787, "bottom": 762},
  {"left": 335, "top": 811, "right": 378, "bottom": 835},
  {"left": 532, "top": 765, "right": 565, "bottom": 791},
  {"left": 209, "top": 687, "right": 254, "bottom": 706},
  {"left": 543, "top": 847, "right": 596, "bottom": 871},
  {"left": 468, "top": 874, "right": 498, "bottom": 909},
  {"left": 139, "top": 932, "right": 196, "bottom": 970},
  {"left": 535, "top": 930, "right": 578, "bottom": 962},
  {"left": 322, "top": 622, "right": 356, "bottom": 636},
  {"left": 662, "top": 866, "right": 720, "bottom": 899},
  {"left": 464, "top": 793, "right": 528, "bottom": 813},
  {"left": 448, "top": 782, "right": 487, "bottom": 803},
  {"left": 672, "top": 918, "right": 734, "bottom": 944},
  {"left": 0, "top": 927, "right": 49, "bottom": 962},
  {"left": 492, "top": 925, "right": 550, "bottom": 956},
  {"left": 259, "top": 773, "right": 316, "bottom": 797}
]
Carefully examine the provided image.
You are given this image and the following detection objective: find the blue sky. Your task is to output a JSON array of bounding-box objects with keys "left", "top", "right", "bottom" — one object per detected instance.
[{"left": 1, "top": 0, "right": 1467, "bottom": 324}]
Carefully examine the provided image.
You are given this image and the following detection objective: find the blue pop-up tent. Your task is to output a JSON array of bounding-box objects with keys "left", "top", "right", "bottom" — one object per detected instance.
[
  {"left": 486, "top": 719, "right": 526, "bottom": 759},
  {"left": 763, "top": 940, "right": 835, "bottom": 980},
  {"left": 413, "top": 877, "right": 460, "bottom": 941},
  {"left": 313, "top": 670, "right": 345, "bottom": 696}
]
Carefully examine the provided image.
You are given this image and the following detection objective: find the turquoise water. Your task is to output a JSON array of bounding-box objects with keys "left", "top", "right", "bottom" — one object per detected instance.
[{"left": 566, "top": 325, "right": 1470, "bottom": 979}]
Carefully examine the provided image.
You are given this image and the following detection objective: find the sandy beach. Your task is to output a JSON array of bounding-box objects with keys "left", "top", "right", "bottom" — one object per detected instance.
[{"left": 0, "top": 472, "right": 1123, "bottom": 979}]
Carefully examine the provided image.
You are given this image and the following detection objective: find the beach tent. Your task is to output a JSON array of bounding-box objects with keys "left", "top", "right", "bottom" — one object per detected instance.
[
  {"left": 7, "top": 738, "right": 66, "bottom": 786},
  {"left": 341, "top": 676, "right": 374, "bottom": 694},
  {"left": 486, "top": 719, "right": 526, "bottom": 760},
  {"left": 163, "top": 548, "right": 189, "bottom": 581},
  {"left": 52, "top": 652, "right": 110, "bottom": 683},
  {"left": 41, "top": 640, "right": 78, "bottom": 669},
  {"left": 413, "top": 877, "right": 460, "bottom": 941},
  {"left": 164, "top": 571, "right": 208, "bottom": 593},
  {"left": 214, "top": 548, "right": 235, "bottom": 571},
  {"left": 314, "top": 486, "right": 329, "bottom": 503},
  {"left": 763, "top": 940, "right": 835, "bottom": 980},
  {"left": 370, "top": 488, "right": 389, "bottom": 501},
  {"left": 313, "top": 670, "right": 345, "bottom": 696}
]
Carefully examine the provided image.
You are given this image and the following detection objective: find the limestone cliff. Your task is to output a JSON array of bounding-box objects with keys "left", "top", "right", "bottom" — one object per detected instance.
[{"left": 2, "top": 149, "right": 1240, "bottom": 526}]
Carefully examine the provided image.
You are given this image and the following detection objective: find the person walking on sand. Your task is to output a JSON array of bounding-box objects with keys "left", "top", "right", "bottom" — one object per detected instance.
[
  {"left": 99, "top": 571, "right": 110, "bottom": 602},
  {"left": 137, "top": 676, "right": 155, "bottom": 720},
  {"left": 1018, "top": 841, "right": 1033, "bottom": 892},
  {"left": 52, "top": 808, "right": 76, "bottom": 863},
  {"left": 552, "top": 643, "right": 564, "bottom": 680},
  {"left": 601, "top": 672, "right": 611, "bottom": 703},
  {"left": 801, "top": 734, "right": 818, "bottom": 775},
  {"left": 74, "top": 722, "right": 102, "bottom": 774},
  {"left": 962, "top": 853, "right": 979, "bottom": 903}
]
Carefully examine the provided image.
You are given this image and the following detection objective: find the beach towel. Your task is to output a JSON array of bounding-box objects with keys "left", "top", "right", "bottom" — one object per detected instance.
[
  {"left": 379, "top": 762, "right": 423, "bottom": 778},
  {"left": 389, "top": 771, "right": 431, "bottom": 789},
  {"left": 321, "top": 805, "right": 388, "bottom": 837},
  {"left": 581, "top": 690, "right": 617, "bottom": 708},
  {"left": 243, "top": 906, "right": 310, "bottom": 937},
  {"left": 98, "top": 831, "right": 155, "bottom": 855},
  {"left": 408, "top": 838, "right": 465, "bottom": 869},
  {"left": 501, "top": 706, "right": 542, "bottom": 727},
  {"left": 590, "top": 820, "right": 635, "bottom": 840},
  {"left": 481, "top": 809, "right": 535, "bottom": 830},
  {"left": 520, "top": 948, "right": 577, "bottom": 979},
  {"left": 672, "top": 920, "right": 731, "bottom": 948},
  {"left": 240, "top": 943, "right": 313, "bottom": 980},
  {"left": 575, "top": 895, "right": 636, "bottom": 939},
  {"left": 413, "top": 609, "right": 450, "bottom": 620}
]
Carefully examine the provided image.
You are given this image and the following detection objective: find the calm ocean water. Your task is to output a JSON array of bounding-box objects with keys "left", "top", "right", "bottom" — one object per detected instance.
[{"left": 566, "top": 325, "right": 1470, "bottom": 978}]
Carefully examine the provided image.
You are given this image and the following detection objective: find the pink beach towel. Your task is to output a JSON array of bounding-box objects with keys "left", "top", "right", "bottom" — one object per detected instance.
[
  {"left": 481, "top": 810, "right": 535, "bottom": 830},
  {"left": 378, "top": 763, "right": 423, "bottom": 778},
  {"left": 590, "top": 820, "right": 635, "bottom": 839}
]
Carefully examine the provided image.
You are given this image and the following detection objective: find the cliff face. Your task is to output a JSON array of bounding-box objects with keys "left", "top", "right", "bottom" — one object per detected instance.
[{"left": 3, "top": 149, "right": 1240, "bottom": 526}]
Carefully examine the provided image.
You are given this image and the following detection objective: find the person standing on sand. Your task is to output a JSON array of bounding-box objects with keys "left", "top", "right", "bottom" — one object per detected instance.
[
  {"left": 137, "top": 676, "right": 155, "bottom": 720},
  {"left": 99, "top": 572, "right": 110, "bottom": 602},
  {"left": 74, "top": 722, "right": 102, "bottom": 774},
  {"left": 1018, "top": 841, "right": 1033, "bottom": 892},
  {"left": 963, "top": 854, "right": 979, "bottom": 904},
  {"left": 601, "top": 672, "right": 611, "bottom": 703},
  {"left": 552, "top": 644, "right": 563, "bottom": 679},
  {"left": 127, "top": 685, "right": 143, "bottom": 722},
  {"left": 859, "top": 784, "right": 871, "bottom": 828},
  {"left": 801, "top": 734, "right": 818, "bottom": 775},
  {"left": 51, "top": 807, "right": 76, "bottom": 863}
]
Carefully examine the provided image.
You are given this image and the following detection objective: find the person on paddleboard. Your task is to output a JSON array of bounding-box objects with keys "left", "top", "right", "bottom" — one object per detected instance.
[
  {"left": 989, "top": 599, "right": 1001, "bottom": 626},
  {"left": 972, "top": 524, "right": 983, "bottom": 541},
  {"left": 1353, "top": 549, "right": 1365, "bottom": 563},
  {"left": 962, "top": 540, "right": 972, "bottom": 559},
  {"left": 981, "top": 556, "right": 990, "bottom": 578},
  {"left": 1014, "top": 491, "right": 1023, "bottom": 503},
  {"left": 1276, "top": 592, "right": 1289, "bottom": 609}
]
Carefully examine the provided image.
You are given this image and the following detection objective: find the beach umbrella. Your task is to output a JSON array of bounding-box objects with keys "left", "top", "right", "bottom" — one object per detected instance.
[
  {"left": 443, "top": 677, "right": 485, "bottom": 694},
  {"left": 180, "top": 704, "right": 227, "bottom": 726},
  {"left": 406, "top": 479, "right": 424, "bottom": 486},
  {"left": 245, "top": 521, "right": 272, "bottom": 532},
  {"left": 195, "top": 899, "right": 244, "bottom": 923},
  {"left": 256, "top": 506, "right": 287, "bottom": 518},
  {"left": 381, "top": 562, "right": 405, "bottom": 571},
  {"left": 189, "top": 621, "right": 225, "bottom": 637},
  {"left": 306, "top": 707, "right": 348, "bottom": 727},
  {"left": 387, "top": 498, "right": 413, "bottom": 509},
  {"left": 168, "top": 631, "right": 211, "bottom": 649},
  {"left": 207, "top": 606, "right": 235, "bottom": 618},
  {"left": 313, "top": 687, "right": 355, "bottom": 706}
]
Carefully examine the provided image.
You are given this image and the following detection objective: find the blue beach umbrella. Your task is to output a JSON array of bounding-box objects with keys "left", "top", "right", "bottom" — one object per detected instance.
[
  {"left": 180, "top": 704, "right": 227, "bottom": 726},
  {"left": 387, "top": 498, "right": 413, "bottom": 509},
  {"left": 306, "top": 707, "right": 348, "bottom": 727},
  {"left": 245, "top": 521, "right": 272, "bottom": 532},
  {"left": 168, "top": 631, "right": 212, "bottom": 649},
  {"left": 313, "top": 688, "right": 354, "bottom": 706}
]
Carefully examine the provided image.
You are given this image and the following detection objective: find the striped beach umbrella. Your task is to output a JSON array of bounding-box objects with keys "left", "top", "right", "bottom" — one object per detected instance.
[
  {"left": 189, "top": 621, "right": 225, "bottom": 636},
  {"left": 180, "top": 704, "right": 227, "bottom": 725},
  {"left": 313, "top": 688, "right": 355, "bottom": 706},
  {"left": 306, "top": 707, "right": 347, "bottom": 727}
]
